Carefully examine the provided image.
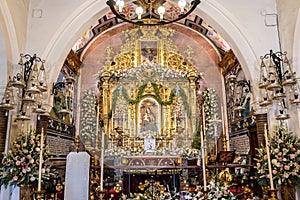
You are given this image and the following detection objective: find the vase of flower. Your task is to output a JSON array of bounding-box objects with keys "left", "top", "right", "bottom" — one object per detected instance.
[
  {"left": 279, "top": 183, "right": 296, "bottom": 200},
  {"left": 255, "top": 124, "right": 300, "bottom": 192},
  {"left": 19, "top": 184, "right": 35, "bottom": 200}
]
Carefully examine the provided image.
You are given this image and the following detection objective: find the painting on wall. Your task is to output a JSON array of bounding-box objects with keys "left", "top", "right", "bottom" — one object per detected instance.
[{"left": 140, "top": 41, "right": 158, "bottom": 64}]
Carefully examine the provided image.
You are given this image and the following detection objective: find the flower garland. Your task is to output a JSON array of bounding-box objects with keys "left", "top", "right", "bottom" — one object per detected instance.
[
  {"left": 110, "top": 81, "right": 191, "bottom": 118},
  {"left": 255, "top": 124, "right": 300, "bottom": 186},
  {"left": 80, "top": 90, "right": 96, "bottom": 143},
  {"left": 104, "top": 145, "right": 200, "bottom": 159},
  {"left": 202, "top": 88, "right": 219, "bottom": 138},
  {"left": 97, "top": 63, "right": 202, "bottom": 80},
  {"left": 0, "top": 129, "right": 54, "bottom": 188}
]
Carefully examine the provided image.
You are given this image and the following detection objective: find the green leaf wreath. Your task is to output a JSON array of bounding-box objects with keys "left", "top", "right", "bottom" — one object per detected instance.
[
  {"left": 0, "top": 129, "right": 55, "bottom": 188},
  {"left": 110, "top": 81, "right": 191, "bottom": 118},
  {"left": 255, "top": 124, "right": 300, "bottom": 186}
]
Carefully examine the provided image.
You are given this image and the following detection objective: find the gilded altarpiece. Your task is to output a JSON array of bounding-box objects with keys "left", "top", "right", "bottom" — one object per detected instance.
[{"left": 98, "top": 27, "right": 202, "bottom": 155}]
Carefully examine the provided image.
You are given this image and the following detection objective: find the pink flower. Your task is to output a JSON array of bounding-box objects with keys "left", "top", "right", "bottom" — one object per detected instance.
[
  {"left": 284, "top": 165, "right": 290, "bottom": 170},
  {"left": 290, "top": 154, "right": 295, "bottom": 159},
  {"left": 16, "top": 161, "right": 21, "bottom": 166},
  {"left": 278, "top": 152, "right": 282, "bottom": 156},
  {"left": 26, "top": 167, "right": 31, "bottom": 172},
  {"left": 274, "top": 148, "right": 279, "bottom": 153},
  {"left": 272, "top": 170, "right": 277, "bottom": 174},
  {"left": 13, "top": 176, "right": 18, "bottom": 181}
]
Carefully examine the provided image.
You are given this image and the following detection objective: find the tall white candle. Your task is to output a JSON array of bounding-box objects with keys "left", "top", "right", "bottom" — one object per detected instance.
[
  {"left": 96, "top": 104, "right": 100, "bottom": 148},
  {"left": 185, "top": 113, "right": 188, "bottom": 146},
  {"left": 200, "top": 125, "right": 207, "bottom": 191},
  {"left": 100, "top": 128, "right": 105, "bottom": 191},
  {"left": 221, "top": 105, "right": 225, "bottom": 136},
  {"left": 38, "top": 128, "right": 44, "bottom": 191},
  {"left": 264, "top": 123, "right": 274, "bottom": 190}
]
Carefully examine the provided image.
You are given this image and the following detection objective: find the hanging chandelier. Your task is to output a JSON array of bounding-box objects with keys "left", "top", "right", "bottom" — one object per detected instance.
[
  {"left": 0, "top": 54, "right": 48, "bottom": 121},
  {"left": 106, "top": 0, "right": 201, "bottom": 26},
  {"left": 258, "top": 50, "right": 299, "bottom": 120}
]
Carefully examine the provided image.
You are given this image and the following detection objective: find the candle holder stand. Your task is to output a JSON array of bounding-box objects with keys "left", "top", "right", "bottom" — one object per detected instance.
[
  {"left": 35, "top": 190, "right": 45, "bottom": 200},
  {"left": 268, "top": 189, "right": 278, "bottom": 200},
  {"left": 98, "top": 190, "right": 106, "bottom": 200}
]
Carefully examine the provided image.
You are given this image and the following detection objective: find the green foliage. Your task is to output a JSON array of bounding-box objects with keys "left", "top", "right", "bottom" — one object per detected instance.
[{"left": 110, "top": 80, "right": 191, "bottom": 118}]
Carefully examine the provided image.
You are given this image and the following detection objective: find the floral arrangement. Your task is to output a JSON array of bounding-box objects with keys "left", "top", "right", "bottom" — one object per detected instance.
[
  {"left": 80, "top": 90, "right": 96, "bottom": 143},
  {"left": 137, "top": 131, "right": 163, "bottom": 140},
  {"left": 105, "top": 146, "right": 133, "bottom": 158},
  {"left": 181, "top": 148, "right": 200, "bottom": 159},
  {"left": 0, "top": 129, "right": 54, "bottom": 188},
  {"left": 104, "top": 145, "right": 200, "bottom": 159},
  {"left": 122, "top": 182, "right": 236, "bottom": 200},
  {"left": 97, "top": 63, "right": 203, "bottom": 81},
  {"left": 206, "top": 181, "right": 236, "bottom": 200},
  {"left": 255, "top": 124, "right": 300, "bottom": 186},
  {"left": 202, "top": 88, "right": 219, "bottom": 138}
]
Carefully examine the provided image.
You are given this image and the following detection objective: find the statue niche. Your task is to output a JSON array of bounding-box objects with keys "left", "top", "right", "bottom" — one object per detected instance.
[{"left": 138, "top": 97, "right": 161, "bottom": 136}]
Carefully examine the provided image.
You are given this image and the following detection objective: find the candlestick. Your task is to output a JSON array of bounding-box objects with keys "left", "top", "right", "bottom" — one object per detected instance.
[
  {"left": 185, "top": 113, "right": 188, "bottom": 146},
  {"left": 200, "top": 125, "right": 207, "bottom": 191},
  {"left": 264, "top": 123, "right": 274, "bottom": 190},
  {"left": 100, "top": 127, "right": 105, "bottom": 191},
  {"left": 95, "top": 103, "right": 100, "bottom": 149},
  {"left": 221, "top": 106, "right": 225, "bottom": 140},
  {"left": 38, "top": 128, "right": 44, "bottom": 191},
  {"left": 221, "top": 105, "right": 227, "bottom": 150}
]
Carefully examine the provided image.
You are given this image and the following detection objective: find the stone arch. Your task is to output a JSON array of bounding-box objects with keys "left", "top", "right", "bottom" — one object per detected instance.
[
  {"left": 194, "top": 0, "right": 259, "bottom": 84},
  {"left": 0, "top": 1, "right": 22, "bottom": 98},
  {"left": 40, "top": 0, "right": 262, "bottom": 111}
]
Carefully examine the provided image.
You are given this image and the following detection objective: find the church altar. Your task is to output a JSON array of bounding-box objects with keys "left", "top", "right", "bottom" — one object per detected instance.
[{"left": 81, "top": 26, "right": 238, "bottom": 200}]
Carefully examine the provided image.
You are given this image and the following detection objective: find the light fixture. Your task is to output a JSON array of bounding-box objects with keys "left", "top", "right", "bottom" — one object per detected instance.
[
  {"left": 0, "top": 54, "right": 48, "bottom": 121},
  {"left": 106, "top": 0, "right": 201, "bottom": 26},
  {"left": 258, "top": 50, "right": 298, "bottom": 120}
]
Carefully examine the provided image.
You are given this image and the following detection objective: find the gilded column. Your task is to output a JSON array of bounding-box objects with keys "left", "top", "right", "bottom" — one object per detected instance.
[{"left": 100, "top": 71, "right": 111, "bottom": 137}]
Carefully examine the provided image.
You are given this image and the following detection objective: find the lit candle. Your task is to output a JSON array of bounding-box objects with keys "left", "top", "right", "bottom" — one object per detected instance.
[
  {"left": 38, "top": 128, "right": 44, "bottom": 191},
  {"left": 264, "top": 123, "right": 274, "bottom": 190}
]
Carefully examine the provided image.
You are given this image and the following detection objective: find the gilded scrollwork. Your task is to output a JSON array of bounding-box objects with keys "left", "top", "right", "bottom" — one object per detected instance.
[
  {"left": 105, "top": 26, "right": 195, "bottom": 72},
  {"left": 98, "top": 26, "right": 204, "bottom": 152}
]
